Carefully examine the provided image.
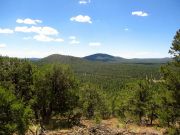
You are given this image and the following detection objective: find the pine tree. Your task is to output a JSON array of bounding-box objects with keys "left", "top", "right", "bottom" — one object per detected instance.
[
  {"left": 161, "top": 29, "right": 180, "bottom": 126},
  {"left": 34, "top": 64, "right": 78, "bottom": 124},
  {"left": 0, "top": 87, "right": 32, "bottom": 135}
]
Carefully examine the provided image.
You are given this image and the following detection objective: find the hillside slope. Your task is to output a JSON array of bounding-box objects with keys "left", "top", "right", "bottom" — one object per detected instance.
[
  {"left": 35, "top": 54, "right": 163, "bottom": 91},
  {"left": 83, "top": 53, "right": 171, "bottom": 63},
  {"left": 83, "top": 53, "right": 124, "bottom": 62}
]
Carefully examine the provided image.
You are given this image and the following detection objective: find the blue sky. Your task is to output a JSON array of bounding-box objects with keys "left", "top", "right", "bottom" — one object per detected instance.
[{"left": 0, "top": 0, "right": 179, "bottom": 58}]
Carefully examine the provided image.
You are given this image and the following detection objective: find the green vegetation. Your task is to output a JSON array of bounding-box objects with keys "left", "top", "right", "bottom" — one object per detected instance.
[
  {"left": 83, "top": 53, "right": 171, "bottom": 63},
  {"left": 33, "top": 64, "right": 79, "bottom": 125},
  {"left": 0, "top": 87, "right": 32, "bottom": 135},
  {"left": 0, "top": 29, "right": 179, "bottom": 134},
  {"left": 37, "top": 54, "right": 162, "bottom": 93},
  {"left": 79, "top": 84, "right": 111, "bottom": 119}
]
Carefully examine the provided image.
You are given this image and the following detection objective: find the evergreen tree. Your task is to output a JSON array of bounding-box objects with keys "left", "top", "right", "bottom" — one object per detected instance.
[
  {"left": 129, "top": 80, "right": 150, "bottom": 124},
  {"left": 0, "top": 87, "right": 32, "bottom": 135},
  {"left": 0, "top": 57, "right": 35, "bottom": 104},
  {"left": 34, "top": 64, "right": 78, "bottom": 124},
  {"left": 161, "top": 29, "right": 180, "bottom": 126},
  {"left": 79, "top": 84, "right": 110, "bottom": 119}
]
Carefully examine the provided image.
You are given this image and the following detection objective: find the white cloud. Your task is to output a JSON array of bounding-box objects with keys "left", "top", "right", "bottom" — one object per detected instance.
[
  {"left": 33, "top": 34, "right": 52, "bottom": 42},
  {"left": 0, "top": 28, "right": 14, "bottom": 34},
  {"left": 16, "top": 18, "right": 42, "bottom": 25},
  {"left": 15, "top": 26, "right": 32, "bottom": 32},
  {"left": 15, "top": 26, "right": 62, "bottom": 42},
  {"left": 39, "top": 27, "right": 58, "bottom": 35},
  {"left": 33, "top": 34, "right": 64, "bottom": 42},
  {"left": 70, "top": 15, "right": 92, "bottom": 23},
  {"left": 132, "top": 11, "right": 148, "bottom": 17},
  {"left": 69, "top": 40, "right": 80, "bottom": 45},
  {"left": 0, "top": 43, "right": 6, "bottom": 48},
  {"left": 69, "top": 36, "right": 76, "bottom": 40},
  {"left": 55, "top": 38, "right": 64, "bottom": 42},
  {"left": 89, "top": 42, "right": 101, "bottom": 47},
  {"left": 79, "top": 0, "right": 90, "bottom": 4},
  {"left": 15, "top": 26, "right": 58, "bottom": 35},
  {"left": 69, "top": 36, "right": 80, "bottom": 45}
]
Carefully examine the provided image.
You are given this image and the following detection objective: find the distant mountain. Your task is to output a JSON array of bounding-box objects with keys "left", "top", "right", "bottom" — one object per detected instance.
[
  {"left": 34, "top": 53, "right": 171, "bottom": 65},
  {"left": 35, "top": 53, "right": 165, "bottom": 92},
  {"left": 37, "top": 54, "right": 88, "bottom": 65},
  {"left": 83, "top": 53, "right": 123, "bottom": 62},
  {"left": 27, "top": 58, "right": 40, "bottom": 61},
  {"left": 33, "top": 53, "right": 170, "bottom": 89},
  {"left": 83, "top": 53, "right": 171, "bottom": 63}
]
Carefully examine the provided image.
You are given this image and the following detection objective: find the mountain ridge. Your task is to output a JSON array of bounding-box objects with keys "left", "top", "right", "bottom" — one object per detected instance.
[
  {"left": 31, "top": 53, "right": 171, "bottom": 64},
  {"left": 83, "top": 53, "right": 171, "bottom": 63}
]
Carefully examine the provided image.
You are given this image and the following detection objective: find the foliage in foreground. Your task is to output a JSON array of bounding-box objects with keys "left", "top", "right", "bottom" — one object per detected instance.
[
  {"left": 33, "top": 64, "right": 79, "bottom": 124},
  {"left": 0, "top": 87, "right": 32, "bottom": 135},
  {"left": 114, "top": 29, "right": 180, "bottom": 128},
  {"left": 79, "top": 84, "right": 111, "bottom": 119}
]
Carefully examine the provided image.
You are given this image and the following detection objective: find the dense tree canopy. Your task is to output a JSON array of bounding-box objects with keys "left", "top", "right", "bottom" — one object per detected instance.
[
  {"left": 79, "top": 84, "right": 110, "bottom": 119},
  {"left": 161, "top": 29, "right": 180, "bottom": 126},
  {"left": 34, "top": 64, "right": 79, "bottom": 124},
  {"left": 0, "top": 87, "right": 32, "bottom": 135}
]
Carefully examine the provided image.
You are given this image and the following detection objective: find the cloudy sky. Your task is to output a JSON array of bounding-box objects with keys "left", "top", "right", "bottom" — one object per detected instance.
[{"left": 0, "top": 0, "right": 180, "bottom": 58}]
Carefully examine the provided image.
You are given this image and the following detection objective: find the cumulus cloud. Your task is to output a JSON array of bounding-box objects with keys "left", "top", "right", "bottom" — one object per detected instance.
[
  {"left": 16, "top": 18, "right": 42, "bottom": 25},
  {"left": 0, "top": 43, "right": 6, "bottom": 48},
  {"left": 15, "top": 26, "right": 58, "bottom": 35},
  {"left": 69, "top": 40, "right": 80, "bottom": 45},
  {"left": 69, "top": 36, "right": 80, "bottom": 45},
  {"left": 89, "top": 42, "right": 101, "bottom": 47},
  {"left": 70, "top": 15, "right": 92, "bottom": 23},
  {"left": 15, "top": 26, "right": 63, "bottom": 42},
  {"left": 33, "top": 34, "right": 64, "bottom": 42},
  {"left": 132, "top": 11, "right": 148, "bottom": 17},
  {"left": 0, "top": 28, "right": 14, "bottom": 34},
  {"left": 79, "top": 0, "right": 91, "bottom": 4}
]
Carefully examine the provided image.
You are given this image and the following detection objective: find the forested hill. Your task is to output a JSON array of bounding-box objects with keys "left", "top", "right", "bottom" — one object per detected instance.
[
  {"left": 83, "top": 53, "right": 171, "bottom": 63},
  {"left": 35, "top": 53, "right": 171, "bottom": 64},
  {"left": 35, "top": 54, "right": 164, "bottom": 92},
  {"left": 37, "top": 54, "right": 88, "bottom": 65},
  {"left": 83, "top": 53, "right": 124, "bottom": 62}
]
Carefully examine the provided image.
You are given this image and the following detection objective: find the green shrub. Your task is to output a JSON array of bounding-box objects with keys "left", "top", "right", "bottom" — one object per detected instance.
[{"left": 0, "top": 87, "right": 33, "bottom": 135}]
